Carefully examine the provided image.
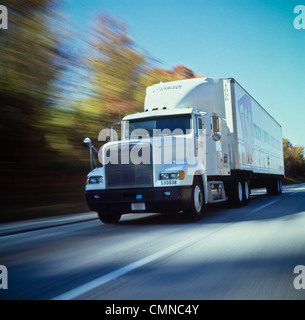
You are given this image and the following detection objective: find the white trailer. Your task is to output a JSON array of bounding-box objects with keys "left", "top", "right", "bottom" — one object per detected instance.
[{"left": 84, "top": 77, "right": 284, "bottom": 223}]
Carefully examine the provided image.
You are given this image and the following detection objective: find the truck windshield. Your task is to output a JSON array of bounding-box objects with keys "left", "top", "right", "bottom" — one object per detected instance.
[{"left": 127, "top": 115, "right": 191, "bottom": 139}]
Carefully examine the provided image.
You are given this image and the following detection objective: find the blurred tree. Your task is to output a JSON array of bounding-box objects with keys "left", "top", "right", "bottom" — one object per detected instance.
[
  {"left": 75, "top": 13, "right": 150, "bottom": 140},
  {"left": 0, "top": 0, "right": 80, "bottom": 220},
  {"left": 0, "top": 0, "right": 68, "bottom": 167},
  {"left": 283, "top": 138, "right": 305, "bottom": 177}
]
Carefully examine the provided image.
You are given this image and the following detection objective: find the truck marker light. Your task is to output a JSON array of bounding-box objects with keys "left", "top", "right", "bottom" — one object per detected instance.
[{"left": 178, "top": 171, "right": 185, "bottom": 180}]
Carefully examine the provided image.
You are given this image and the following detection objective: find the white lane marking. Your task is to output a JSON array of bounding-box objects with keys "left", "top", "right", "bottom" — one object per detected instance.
[
  {"left": 288, "top": 191, "right": 300, "bottom": 197},
  {"left": 251, "top": 200, "right": 279, "bottom": 213},
  {"left": 52, "top": 232, "right": 204, "bottom": 300}
]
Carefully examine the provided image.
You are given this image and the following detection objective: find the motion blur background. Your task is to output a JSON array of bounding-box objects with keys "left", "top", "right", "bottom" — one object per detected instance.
[{"left": 0, "top": 0, "right": 304, "bottom": 222}]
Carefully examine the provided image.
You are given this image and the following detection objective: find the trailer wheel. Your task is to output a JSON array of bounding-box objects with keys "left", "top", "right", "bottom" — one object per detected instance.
[
  {"left": 184, "top": 177, "right": 204, "bottom": 221},
  {"left": 98, "top": 212, "right": 121, "bottom": 224},
  {"left": 276, "top": 179, "right": 283, "bottom": 195},
  {"left": 243, "top": 180, "right": 250, "bottom": 206},
  {"left": 267, "top": 178, "right": 282, "bottom": 195}
]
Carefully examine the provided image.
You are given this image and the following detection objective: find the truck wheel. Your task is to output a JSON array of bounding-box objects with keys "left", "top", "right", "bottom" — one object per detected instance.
[
  {"left": 184, "top": 177, "right": 204, "bottom": 221},
  {"left": 98, "top": 212, "right": 121, "bottom": 224},
  {"left": 243, "top": 180, "right": 250, "bottom": 206},
  {"left": 231, "top": 180, "right": 243, "bottom": 208}
]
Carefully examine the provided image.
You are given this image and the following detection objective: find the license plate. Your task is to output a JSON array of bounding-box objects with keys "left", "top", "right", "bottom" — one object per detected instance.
[{"left": 131, "top": 203, "right": 146, "bottom": 211}]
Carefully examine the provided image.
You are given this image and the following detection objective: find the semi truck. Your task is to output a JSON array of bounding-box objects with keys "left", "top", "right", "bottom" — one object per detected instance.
[{"left": 84, "top": 77, "right": 284, "bottom": 223}]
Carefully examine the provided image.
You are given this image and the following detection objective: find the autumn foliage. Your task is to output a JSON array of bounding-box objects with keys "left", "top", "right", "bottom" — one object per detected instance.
[{"left": 283, "top": 139, "right": 305, "bottom": 178}]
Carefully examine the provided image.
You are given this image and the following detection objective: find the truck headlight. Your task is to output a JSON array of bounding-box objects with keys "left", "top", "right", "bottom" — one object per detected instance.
[
  {"left": 86, "top": 176, "right": 104, "bottom": 184},
  {"left": 160, "top": 171, "right": 184, "bottom": 180}
]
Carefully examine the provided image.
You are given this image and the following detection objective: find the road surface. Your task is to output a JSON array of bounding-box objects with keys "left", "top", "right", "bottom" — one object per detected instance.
[{"left": 1, "top": 184, "right": 305, "bottom": 300}]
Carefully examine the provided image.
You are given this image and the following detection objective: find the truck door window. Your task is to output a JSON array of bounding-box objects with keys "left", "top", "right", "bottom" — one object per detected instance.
[
  {"left": 195, "top": 116, "right": 203, "bottom": 137},
  {"left": 198, "top": 117, "right": 203, "bottom": 132}
]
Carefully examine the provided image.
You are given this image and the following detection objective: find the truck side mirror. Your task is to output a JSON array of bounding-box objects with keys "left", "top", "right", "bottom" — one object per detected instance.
[
  {"left": 212, "top": 114, "right": 221, "bottom": 141},
  {"left": 83, "top": 137, "right": 92, "bottom": 148},
  {"left": 82, "top": 137, "right": 99, "bottom": 169}
]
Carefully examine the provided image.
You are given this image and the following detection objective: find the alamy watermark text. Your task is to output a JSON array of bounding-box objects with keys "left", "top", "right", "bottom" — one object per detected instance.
[
  {"left": 294, "top": 265, "right": 305, "bottom": 289},
  {"left": 0, "top": 5, "right": 8, "bottom": 29},
  {"left": 0, "top": 265, "right": 8, "bottom": 289},
  {"left": 294, "top": 5, "right": 305, "bottom": 29}
]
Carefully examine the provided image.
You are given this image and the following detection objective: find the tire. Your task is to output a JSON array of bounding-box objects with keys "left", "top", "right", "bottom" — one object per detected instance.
[
  {"left": 232, "top": 179, "right": 243, "bottom": 208},
  {"left": 242, "top": 180, "right": 250, "bottom": 206},
  {"left": 267, "top": 178, "right": 282, "bottom": 196},
  {"left": 98, "top": 212, "right": 121, "bottom": 224},
  {"left": 184, "top": 177, "right": 205, "bottom": 221},
  {"left": 276, "top": 179, "right": 282, "bottom": 195}
]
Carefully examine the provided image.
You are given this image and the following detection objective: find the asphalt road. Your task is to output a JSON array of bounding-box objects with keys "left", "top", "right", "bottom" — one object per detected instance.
[{"left": 1, "top": 184, "right": 305, "bottom": 300}]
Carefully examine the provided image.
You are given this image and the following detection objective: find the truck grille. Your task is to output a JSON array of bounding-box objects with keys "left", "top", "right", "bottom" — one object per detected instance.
[{"left": 105, "top": 142, "right": 153, "bottom": 189}]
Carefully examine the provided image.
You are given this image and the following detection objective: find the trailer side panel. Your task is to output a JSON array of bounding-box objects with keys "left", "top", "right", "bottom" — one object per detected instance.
[{"left": 229, "top": 80, "right": 284, "bottom": 175}]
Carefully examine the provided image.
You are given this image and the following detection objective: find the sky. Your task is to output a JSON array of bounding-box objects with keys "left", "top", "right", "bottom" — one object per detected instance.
[{"left": 64, "top": 0, "right": 305, "bottom": 147}]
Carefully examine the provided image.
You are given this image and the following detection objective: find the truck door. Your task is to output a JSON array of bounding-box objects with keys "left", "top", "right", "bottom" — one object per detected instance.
[
  {"left": 195, "top": 115, "right": 205, "bottom": 163},
  {"left": 219, "top": 119, "right": 230, "bottom": 174},
  {"left": 211, "top": 115, "right": 230, "bottom": 175}
]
